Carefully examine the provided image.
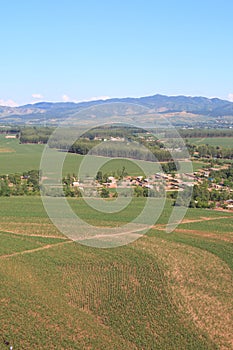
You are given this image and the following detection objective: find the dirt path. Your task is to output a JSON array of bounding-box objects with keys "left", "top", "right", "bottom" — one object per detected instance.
[
  {"left": 0, "top": 240, "right": 73, "bottom": 260},
  {"left": 0, "top": 229, "right": 67, "bottom": 240},
  {"left": 152, "top": 215, "right": 232, "bottom": 242},
  {"left": 153, "top": 216, "right": 231, "bottom": 230},
  {"left": 0, "top": 222, "right": 52, "bottom": 227},
  {"left": 174, "top": 228, "right": 233, "bottom": 242},
  {"left": 195, "top": 137, "right": 206, "bottom": 144},
  {"left": 1, "top": 215, "right": 231, "bottom": 258},
  {"left": 77, "top": 226, "right": 149, "bottom": 241},
  {"left": 180, "top": 216, "right": 231, "bottom": 224}
]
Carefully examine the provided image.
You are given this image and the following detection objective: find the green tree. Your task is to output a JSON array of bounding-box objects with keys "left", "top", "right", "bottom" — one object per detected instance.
[{"left": 100, "top": 187, "right": 110, "bottom": 198}]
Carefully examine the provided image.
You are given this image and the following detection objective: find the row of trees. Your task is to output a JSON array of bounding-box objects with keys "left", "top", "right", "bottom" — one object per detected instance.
[
  {"left": 17, "top": 126, "right": 233, "bottom": 161},
  {"left": 19, "top": 126, "right": 187, "bottom": 162},
  {"left": 165, "top": 128, "right": 233, "bottom": 138},
  {"left": 19, "top": 126, "right": 147, "bottom": 145},
  {"left": 18, "top": 125, "right": 233, "bottom": 143},
  {"left": 82, "top": 126, "right": 146, "bottom": 140},
  {"left": 20, "top": 127, "right": 54, "bottom": 144},
  {"left": 0, "top": 127, "right": 20, "bottom": 135},
  {"left": 189, "top": 143, "right": 233, "bottom": 159}
]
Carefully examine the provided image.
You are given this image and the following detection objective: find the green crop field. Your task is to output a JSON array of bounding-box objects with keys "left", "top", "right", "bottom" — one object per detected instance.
[
  {"left": 0, "top": 195, "right": 232, "bottom": 349},
  {"left": 0, "top": 134, "right": 233, "bottom": 349},
  {"left": 0, "top": 135, "right": 204, "bottom": 176},
  {"left": 0, "top": 134, "right": 85, "bottom": 174},
  {"left": 187, "top": 136, "right": 233, "bottom": 148}
]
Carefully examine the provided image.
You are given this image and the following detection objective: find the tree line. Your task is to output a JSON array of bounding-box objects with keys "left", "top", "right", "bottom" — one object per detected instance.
[
  {"left": 18, "top": 126, "right": 233, "bottom": 161},
  {"left": 165, "top": 128, "right": 233, "bottom": 138},
  {"left": 20, "top": 126, "right": 54, "bottom": 144},
  {"left": 188, "top": 143, "right": 233, "bottom": 159}
]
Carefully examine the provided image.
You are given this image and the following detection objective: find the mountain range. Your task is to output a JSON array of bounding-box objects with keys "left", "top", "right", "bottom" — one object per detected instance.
[{"left": 1, "top": 94, "right": 233, "bottom": 127}]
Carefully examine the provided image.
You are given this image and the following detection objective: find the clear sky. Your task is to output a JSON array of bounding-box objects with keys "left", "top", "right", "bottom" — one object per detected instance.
[{"left": 1, "top": 0, "right": 233, "bottom": 106}]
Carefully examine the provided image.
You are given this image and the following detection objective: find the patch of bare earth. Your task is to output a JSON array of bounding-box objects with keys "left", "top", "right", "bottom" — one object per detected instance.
[
  {"left": 136, "top": 237, "right": 233, "bottom": 350},
  {"left": 0, "top": 147, "right": 15, "bottom": 153}
]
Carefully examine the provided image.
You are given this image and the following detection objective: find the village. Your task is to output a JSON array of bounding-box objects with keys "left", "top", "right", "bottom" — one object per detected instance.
[{"left": 64, "top": 162, "right": 233, "bottom": 210}]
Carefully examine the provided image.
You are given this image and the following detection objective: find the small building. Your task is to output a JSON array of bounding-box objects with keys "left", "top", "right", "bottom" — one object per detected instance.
[
  {"left": 106, "top": 182, "right": 117, "bottom": 189},
  {"left": 108, "top": 176, "right": 116, "bottom": 183},
  {"left": 5, "top": 135, "right": 17, "bottom": 139}
]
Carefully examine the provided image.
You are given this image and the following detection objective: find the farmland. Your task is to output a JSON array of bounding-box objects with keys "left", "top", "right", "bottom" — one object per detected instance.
[
  {"left": 187, "top": 137, "right": 233, "bottom": 149},
  {"left": 0, "top": 134, "right": 204, "bottom": 176},
  {"left": 0, "top": 196, "right": 232, "bottom": 349},
  {"left": 0, "top": 133, "right": 233, "bottom": 349},
  {"left": 0, "top": 134, "right": 82, "bottom": 174}
]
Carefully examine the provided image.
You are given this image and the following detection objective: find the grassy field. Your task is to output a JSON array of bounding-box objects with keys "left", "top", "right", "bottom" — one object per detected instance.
[
  {"left": 187, "top": 136, "right": 233, "bottom": 148},
  {"left": 0, "top": 135, "right": 205, "bottom": 176},
  {"left": 0, "top": 196, "right": 232, "bottom": 349}
]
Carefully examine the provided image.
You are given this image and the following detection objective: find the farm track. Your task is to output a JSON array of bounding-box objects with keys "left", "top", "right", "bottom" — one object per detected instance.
[
  {"left": 180, "top": 215, "right": 231, "bottom": 224},
  {"left": 173, "top": 228, "right": 233, "bottom": 242},
  {"left": 0, "top": 229, "right": 67, "bottom": 240},
  {"left": 77, "top": 226, "right": 147, "bottom": 241},
  {"left": 152, "top": 215, "right": 233, "bottom": 242},
  {"left": 195, "top": 137, "right": 206, "bottom": 144},
  {"left": 2, "top": 214, "right": 230, "bottom": 242},
  {"left": 1, "top": 214, "right": 232, "bottom": 259},
  {"left": 0, "top": 240, "right": 73, "bottom": 260},
  {"left": 0, "top": 222, "right": 52, "bottom": 226},
  {"left": 153, "top": 215, "right": 231, "bottom": 230}
]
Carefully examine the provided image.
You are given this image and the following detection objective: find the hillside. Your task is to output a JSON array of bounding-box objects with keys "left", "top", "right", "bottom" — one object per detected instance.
[{"left": 1, "top": 94, "right": 233, "bottom": 127}]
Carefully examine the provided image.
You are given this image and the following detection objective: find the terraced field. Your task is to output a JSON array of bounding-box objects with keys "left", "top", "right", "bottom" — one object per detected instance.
[{"left": 0, "top": 197, "right": 232, "bottom": 349}]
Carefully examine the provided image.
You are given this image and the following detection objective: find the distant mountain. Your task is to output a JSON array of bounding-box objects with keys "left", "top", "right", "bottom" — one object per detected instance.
[{"left": 1, "top": 94, "right": 233, "bottom": 127}]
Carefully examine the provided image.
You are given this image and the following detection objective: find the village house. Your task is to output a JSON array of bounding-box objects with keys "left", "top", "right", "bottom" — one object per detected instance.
[{"left": 5, "top": 135, "right": 17, "bottom": 139}]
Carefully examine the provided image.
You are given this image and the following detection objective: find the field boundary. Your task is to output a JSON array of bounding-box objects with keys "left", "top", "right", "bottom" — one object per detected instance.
[{"left": 0, "top": 240, "right": 73, "bottom": 260}]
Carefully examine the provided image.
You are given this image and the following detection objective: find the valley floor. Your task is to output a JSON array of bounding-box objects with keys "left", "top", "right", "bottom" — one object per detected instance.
[{"left": 0, "top": 197, "right": 232, "bottom": 349}]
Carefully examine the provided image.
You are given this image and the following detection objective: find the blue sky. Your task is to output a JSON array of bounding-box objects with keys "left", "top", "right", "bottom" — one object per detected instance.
[{"left": 1, "top": 0, "right": 233, "bottom": 106}]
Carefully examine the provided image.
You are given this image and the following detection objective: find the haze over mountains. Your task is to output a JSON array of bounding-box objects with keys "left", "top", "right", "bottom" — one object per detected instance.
[{"left": 1, "top": 94, "right": 233, "bottom": 127}]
